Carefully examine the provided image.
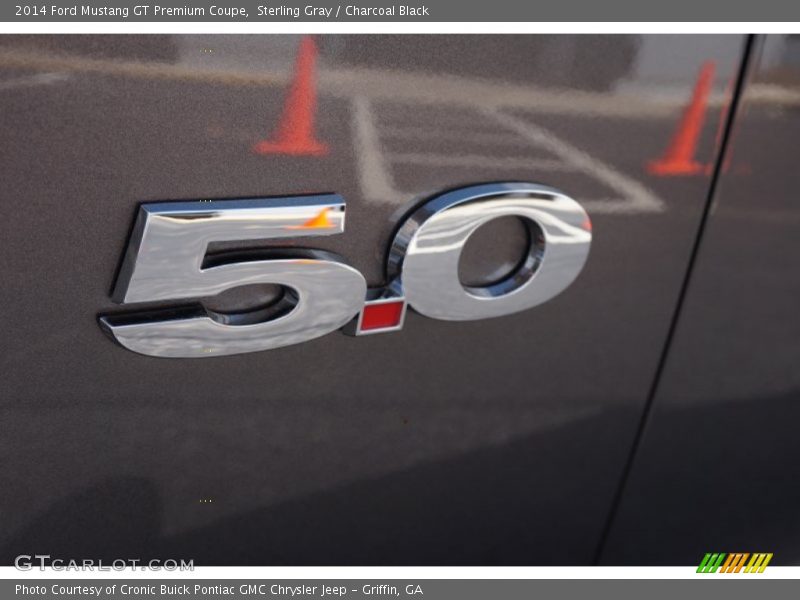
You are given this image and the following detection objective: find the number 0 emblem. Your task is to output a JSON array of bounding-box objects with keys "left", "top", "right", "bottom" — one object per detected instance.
[{"left": 99, "top": 183, "right": 592, "bottom": 358}]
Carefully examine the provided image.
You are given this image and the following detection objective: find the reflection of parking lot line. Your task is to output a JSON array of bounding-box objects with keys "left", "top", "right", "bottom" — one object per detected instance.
[
  {"left": 353, "top": 95, "right": 665, "bottom": 215},
  {"left": 382, "top": 126, "right": 532, "bottom": 146},
  {"left": 389, "top": 152, "right": 572, "bottom": 171},
  {"left": 352, "top": 95, "right": 399, "bottom": 203},
  {"left": 0, "top": 72, "right": 69, "bottom": 90},
  {"left": 486, "top": 109, "right": 664, "bottom": 214}
]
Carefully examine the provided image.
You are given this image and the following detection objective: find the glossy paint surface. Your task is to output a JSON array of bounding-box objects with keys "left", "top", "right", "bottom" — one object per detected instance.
[
  {"left": 602, "top": 35, "right": 800, "bottom": 565},
  {"left": 0, "top": 35, "right": 745, "bottom": 564}
]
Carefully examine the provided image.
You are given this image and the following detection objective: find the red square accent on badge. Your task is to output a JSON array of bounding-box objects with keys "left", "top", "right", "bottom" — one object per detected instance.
[{"left": 360, "top": 300, "right": 405, "bottom": 332}]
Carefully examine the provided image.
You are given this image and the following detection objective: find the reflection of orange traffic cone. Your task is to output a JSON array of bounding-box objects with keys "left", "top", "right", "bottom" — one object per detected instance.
[
  {"left": 253, "top": 36, "right": 328, "bottom": 156},
  {"left": 648, "top": 61, "right": 715, "bottom": 176}
]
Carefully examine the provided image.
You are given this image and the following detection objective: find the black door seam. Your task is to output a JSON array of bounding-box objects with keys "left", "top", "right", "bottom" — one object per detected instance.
[{"left": 592, "top": 34, "right": 759, "bottom": 565}]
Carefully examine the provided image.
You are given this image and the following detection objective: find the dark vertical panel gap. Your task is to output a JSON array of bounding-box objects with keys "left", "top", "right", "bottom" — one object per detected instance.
[{"left": 592, "top": 34, "right": 759, "bottom": 565}]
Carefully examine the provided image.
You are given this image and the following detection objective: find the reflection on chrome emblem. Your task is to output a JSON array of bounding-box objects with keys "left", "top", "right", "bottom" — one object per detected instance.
[{"left": 99, "top": 183, "right": 592, "bottom": 357}]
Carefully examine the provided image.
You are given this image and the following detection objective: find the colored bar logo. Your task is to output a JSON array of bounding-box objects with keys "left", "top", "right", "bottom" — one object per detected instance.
[{"left": 697, "top": 553, "right": 773, "bottom": 573}]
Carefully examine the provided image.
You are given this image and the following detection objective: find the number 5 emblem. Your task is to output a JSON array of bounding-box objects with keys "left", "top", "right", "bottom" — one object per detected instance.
[{"left": 100, "top": 183, "right": 591, "bottom": 358}]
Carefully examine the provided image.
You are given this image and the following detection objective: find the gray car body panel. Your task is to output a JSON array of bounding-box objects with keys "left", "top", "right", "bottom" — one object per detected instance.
[
  {"left": 602, "top": 35, "right": 800, "bottom": 565},
  {"left": 0, "top": 34, "right": 759, "bottom": 564}
]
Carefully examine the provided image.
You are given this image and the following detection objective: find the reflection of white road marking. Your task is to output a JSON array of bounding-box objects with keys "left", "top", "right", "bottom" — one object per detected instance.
[
  {"left": 0, "top": 72, "right": 69, "bottom": 90},
  {"left": 382, "top": 126, "right": 532, "bottom": 146},
  {"left": 390, "top": 152, "right": 574, "bottom": 172},
  {"left": 485, "top": 109, "right": 664, "bottom": 214},
  {"left": 352, "top": 95, "right": 399, "bottom": 203},
  {"left": 353, "top": 97, "right": 665, "bottom": 214}
]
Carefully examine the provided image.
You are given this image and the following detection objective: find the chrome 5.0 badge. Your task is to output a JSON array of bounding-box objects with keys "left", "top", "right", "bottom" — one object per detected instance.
[{"left": 99, "top": 182, "right": 592, "bottom": 358}]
